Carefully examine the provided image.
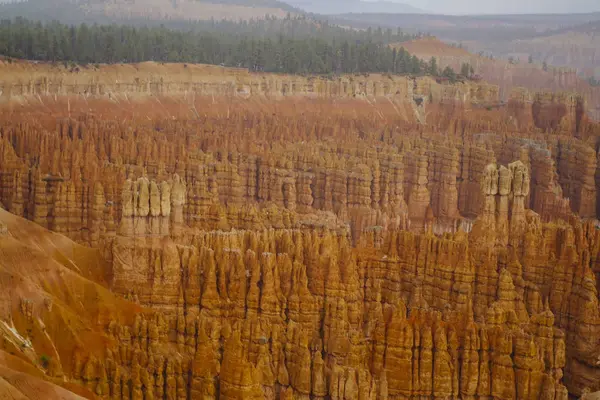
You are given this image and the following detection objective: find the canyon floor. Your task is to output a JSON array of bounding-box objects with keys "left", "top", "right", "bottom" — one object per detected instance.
[{"left": 0, "top": 60, "right": 599, "bottom": 399}]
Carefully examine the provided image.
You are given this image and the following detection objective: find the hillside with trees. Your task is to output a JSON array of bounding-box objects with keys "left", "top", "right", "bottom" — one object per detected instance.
[{"left": 0, "top": 18, "right": 461, "bottom": 78}]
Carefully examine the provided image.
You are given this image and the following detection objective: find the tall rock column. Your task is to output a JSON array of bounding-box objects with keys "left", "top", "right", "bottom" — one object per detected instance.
[
  {"left": 496, "top": 165, "right": 512, "bottom": 246},
  {"left": 171, "top": 174, "right": 187, "bottom": 236},
  {"left": 406, "top": 151, "right": 431, "bottom": 232},
  {"left": 509, "top": 161, "right": 530, "bottom": 236}
]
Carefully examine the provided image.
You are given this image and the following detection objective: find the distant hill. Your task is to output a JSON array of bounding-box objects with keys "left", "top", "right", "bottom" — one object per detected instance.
[
  {"left": 329, "top": 12, "right": 600, "bottom": 38},
  {"left": 460, "top": 20, "right": 600, "bottom": 78},
  {"left": 284, "top": 0, "right": 424, "bottom": 15},
  {"left": 0, "top": 0, "right": 299, "bottom": 22},
  {"left": 80, "top": 0, "right": 296, "bottom": 20},
  {"left": 328, "top": 12, "right": 600, "bottom": 79}
]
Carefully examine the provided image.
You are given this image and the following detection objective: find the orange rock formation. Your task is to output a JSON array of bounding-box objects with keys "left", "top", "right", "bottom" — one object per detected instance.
[{"left": 0, "top": 62, "right": 599, "bottom": 399}]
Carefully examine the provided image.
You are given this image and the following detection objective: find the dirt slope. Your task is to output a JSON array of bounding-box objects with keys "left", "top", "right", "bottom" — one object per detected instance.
[
  {"left": 0, "top": 350, "right": 89, "bottom": 399},
  {"left": 0, "top": 207, "right": 149, "bottom": 399}
]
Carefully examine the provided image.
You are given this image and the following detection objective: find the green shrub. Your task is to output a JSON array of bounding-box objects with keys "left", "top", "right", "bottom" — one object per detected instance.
[{"left": 40, "top": 354, "right": 50, "bottom": 368}]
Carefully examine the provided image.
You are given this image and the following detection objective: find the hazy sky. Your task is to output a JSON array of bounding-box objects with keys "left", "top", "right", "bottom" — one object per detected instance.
[{"left": 397, "top": 0, "right": 600, "bottom": 14}]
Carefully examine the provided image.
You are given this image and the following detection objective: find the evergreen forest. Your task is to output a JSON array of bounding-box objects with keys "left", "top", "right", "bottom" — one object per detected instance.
[{"left": 0, "top": 17, "right": 460, "bottom": 77}]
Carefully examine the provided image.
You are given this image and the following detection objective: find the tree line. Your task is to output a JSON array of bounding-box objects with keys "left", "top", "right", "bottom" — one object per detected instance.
[{"left": 0, "top": 17, "right": 463, "bottom": 78}]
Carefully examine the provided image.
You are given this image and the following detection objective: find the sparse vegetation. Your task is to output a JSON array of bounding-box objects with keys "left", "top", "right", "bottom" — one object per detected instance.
[{"left": 40, "top": 354, "right": 51, "bottom": 369}]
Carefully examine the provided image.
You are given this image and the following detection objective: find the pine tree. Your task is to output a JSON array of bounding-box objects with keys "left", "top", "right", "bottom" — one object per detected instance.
[
  {"left": 442, "top": 66, "right": 457, "bottom": 82},
  {"left": 460, "top": 62, "right": 472, "bottom": 78},
  {"left": 429, "top": 56, "right": 438, "bottom": 76},
  {"left": 410, "top": 55, "right": 421, "bottom": 74}
]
